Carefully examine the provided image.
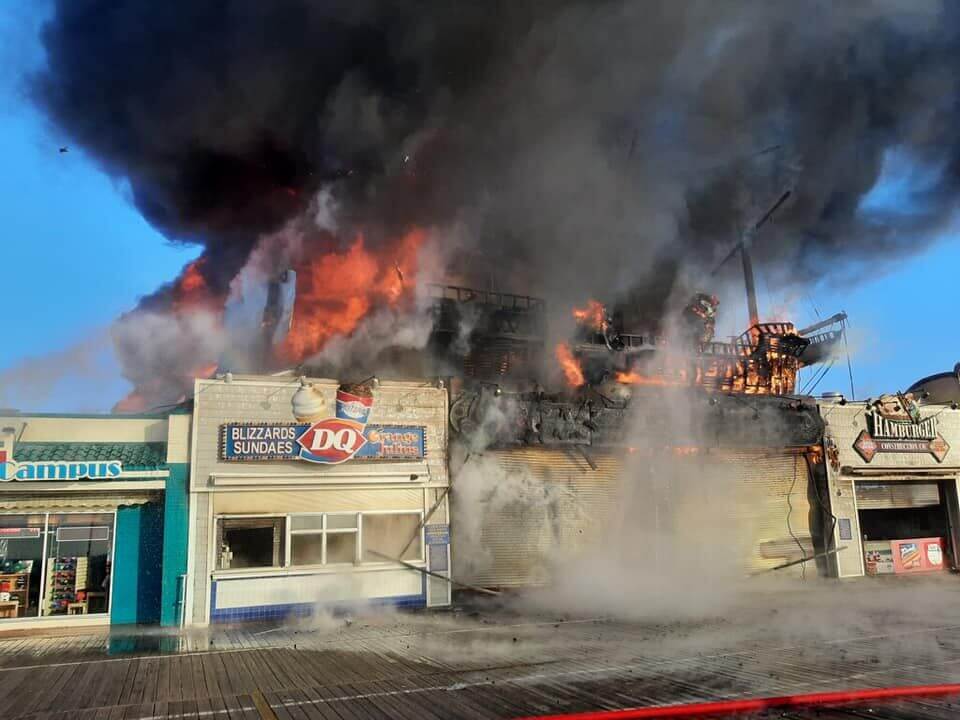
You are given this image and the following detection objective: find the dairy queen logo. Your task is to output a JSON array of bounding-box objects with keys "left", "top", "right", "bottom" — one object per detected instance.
[
  {"left": 854, "top": 393, "right": 950, "bottom": 463},
  {"left": 296, "top": 418, "right": 368, "bottom": 464}
]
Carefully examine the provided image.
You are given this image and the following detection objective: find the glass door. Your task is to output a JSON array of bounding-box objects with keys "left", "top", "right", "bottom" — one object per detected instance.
[{"left": 42, "top": 513, "right": 114, "bottom": 617}]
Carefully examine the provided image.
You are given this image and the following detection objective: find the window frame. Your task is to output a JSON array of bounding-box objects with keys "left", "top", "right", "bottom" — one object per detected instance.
[
  {"left": 0, "top": 510, "right": 117, "bottom": 621},
  {"left": 289, "top": 512, "right": 359, "bottom": 567},
  {"left": 216, "top": 515, "right": 286, "bottom": 571},
  {"left": 214, "top": 510, "right": 425, "bottom": 574}
]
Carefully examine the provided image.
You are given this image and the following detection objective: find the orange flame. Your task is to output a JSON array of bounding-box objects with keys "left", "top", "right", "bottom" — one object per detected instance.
[
  {"left": 279, "top": 228, "right": 425, "bottom": 362},
  {"left": 171, "top": 257, "right": 222, "bottom": 314},
  {"left": 572, "top": 299, "right": 606, "bottom": 330},
  {"left": 614, "top": 371, "right": 676, "bottom": 387},
  {"left": 555, "top": 343, "right": 585, "bottom": 387}
]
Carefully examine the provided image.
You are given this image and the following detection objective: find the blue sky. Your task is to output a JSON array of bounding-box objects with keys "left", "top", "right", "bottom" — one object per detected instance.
[
  {"left": 0, "top": 2, "right": 200, "bottom": 411},
  {"left": 0, "top": 5, "right": 957, "bottom": 412}
]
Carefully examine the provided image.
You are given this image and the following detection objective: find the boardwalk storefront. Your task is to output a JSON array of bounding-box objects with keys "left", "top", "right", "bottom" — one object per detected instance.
[
  {"left": 186, "top": 375, "right": 451, "bottom": 625},
  {"left": 0, "top": 411, "right": 190, "bottom": 628},
  {"left": 822, "top": 395, "right": 960, "bottom": 578},
  {"left": 450, "top": 387, "right": 828, "bottom": 588}
]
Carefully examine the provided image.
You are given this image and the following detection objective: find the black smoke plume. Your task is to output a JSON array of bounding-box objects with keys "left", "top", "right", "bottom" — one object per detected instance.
[{"left": 30, "top": 0, "right": 960, "bottom": 405}]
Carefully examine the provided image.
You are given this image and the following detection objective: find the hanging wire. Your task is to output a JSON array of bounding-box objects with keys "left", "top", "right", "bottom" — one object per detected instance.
[
  {"left": 786, "top": 456, "right": 808, "bottom": 580},
  {"left": 841, "top": 317, "right": 856, "bottom": 401},
  {"left": 801, "top": 358, "right": 835, "bottom": 396}
]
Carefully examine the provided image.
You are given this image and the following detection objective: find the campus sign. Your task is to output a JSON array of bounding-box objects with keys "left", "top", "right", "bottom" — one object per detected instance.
[{"left": 0, "top": 452, "right": 123, "bottom": 482}]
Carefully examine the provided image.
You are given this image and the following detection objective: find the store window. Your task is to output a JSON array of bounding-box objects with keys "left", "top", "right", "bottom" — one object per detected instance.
[
  {"left": 0, "top": 512, "right": 114, "bottom": 619},
  {"left": 290, "top": 513, "right": 358, "bottom": 566},
  {"left": 217, "top": 517, "right": 285, "bottom": 570},
  {"left": 0, "top": 515, "right": 45, "bottom": 618},
  {"left": 215, "top": 511, "right": 424, "bottom": 571},
  {"left": 361, "top": 513, "right": 423, "bottom": 563},
  {"left": 44, "top": 513, "right": 113, "bottom": 616}
]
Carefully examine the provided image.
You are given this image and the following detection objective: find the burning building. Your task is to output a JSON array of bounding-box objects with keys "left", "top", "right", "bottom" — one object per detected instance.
[{"left": 23, "top": 1, "right": 960, "bottom": 610}]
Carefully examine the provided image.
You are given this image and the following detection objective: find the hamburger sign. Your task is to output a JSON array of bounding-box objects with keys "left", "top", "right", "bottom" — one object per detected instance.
[{"left": 220, "top": 381, "right": 426, "bottom": 465}]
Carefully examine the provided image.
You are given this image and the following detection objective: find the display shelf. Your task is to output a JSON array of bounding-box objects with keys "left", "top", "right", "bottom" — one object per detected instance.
[
  {"left": 0, "top": 571, "right": 31, "bottom": 617},
  {"left": 44, "top": 556, "right": 90, "bottom": 615}
]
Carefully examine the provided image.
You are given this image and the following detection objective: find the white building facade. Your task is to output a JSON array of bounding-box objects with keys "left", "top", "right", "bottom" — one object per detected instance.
[
  {"left": 186, "top": 374, "right": 451, "bottom": 625},
  {"left": 822, "top": 397, "right": 960, "bottom": 578}
]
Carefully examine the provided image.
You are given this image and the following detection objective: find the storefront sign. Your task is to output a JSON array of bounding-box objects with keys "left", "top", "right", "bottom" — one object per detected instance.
[
  {"left": 892, "top": 538, "right": 944, "bottom": 574},
  {"left": 424, "top": 524, "right": 450, "bottom": 545},
  {"left": 853, "top": 394, "right": 950, "bottom": 463},
  {"left": 864, "top": 538, "right": 944, "bottom": 575},
  {"left": 0, "top": 527, "right": 40, "bottom": 539},
  {"left": 220, "top": 423, "right": 426, "bottom": 464},
  {"left": 0, "top": 451, "right": 123, "bottom": 482}
]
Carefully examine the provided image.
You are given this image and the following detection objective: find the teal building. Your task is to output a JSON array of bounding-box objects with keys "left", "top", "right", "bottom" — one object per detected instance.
[{"left": 0, "top": 409, "right": 191, "bottom": 628}]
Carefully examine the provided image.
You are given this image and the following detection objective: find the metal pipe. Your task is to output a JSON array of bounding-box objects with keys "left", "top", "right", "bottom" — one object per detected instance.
[
  {"left": 365, "top": 549, "right": 501, "bottom": 596},
  {"left": 797, "top": 312, "right": 848, "bottom": 336},
  {"left": 741, "top": 245, "right": 759, "bottom": 328},
  {"left": 749, "top": 546, "right": 847, "bottom": 576},
  {"left": 399, "top": 486, "right": 450, "bottom": 560}
]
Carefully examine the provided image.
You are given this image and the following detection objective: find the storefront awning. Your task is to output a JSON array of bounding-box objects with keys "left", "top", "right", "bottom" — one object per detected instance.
[
  {"left": 14, "top": 442, "right": 167, "bottom": 470},
  {"left": 0, "top": 491, "right": 160, "bottom": 511}
]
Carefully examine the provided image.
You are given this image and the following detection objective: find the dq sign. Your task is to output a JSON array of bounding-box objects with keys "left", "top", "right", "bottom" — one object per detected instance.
[
  {"left": 220, "top": 422, "right": 426, "bottom": 464},
  {"left": 296, "top": 418, "right": 368, "bottom": 464},
  {"left": 220, "top": 384, "right": 427, "bottom": 465}
]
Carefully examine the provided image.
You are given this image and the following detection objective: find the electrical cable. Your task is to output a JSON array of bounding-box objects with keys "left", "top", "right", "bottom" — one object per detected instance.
[
  {"left": 842, "top": 320, "right": 856, "bottom": 400},
  {"left": 803, "top": 360, "right": 833, "bottom": 395},
  {"left": 785, "top": 455, "right": 808, "bottom": 580},
  {"left": 808, "top": 452, "right": 839, "bottom": 555},
  {"left": 801, "top": 358, "right": 835, "bottom": 396}
]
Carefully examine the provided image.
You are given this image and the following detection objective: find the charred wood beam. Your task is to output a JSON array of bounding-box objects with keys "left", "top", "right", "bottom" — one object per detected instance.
[{"left": 450, "top": 387, "right": 824, "bottom": 450}]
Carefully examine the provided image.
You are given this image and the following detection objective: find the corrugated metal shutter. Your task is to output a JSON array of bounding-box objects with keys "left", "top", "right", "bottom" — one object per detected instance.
[
  {"left": 855, "top": 482, "right": 940, "bottom": 510},
  {"left": 454, "top": 448, "right": 621, "bottom": 588},
  {"left": 453, "top": 448, "right": 814, "bottom": 586},
  {"left": 213, "top": 488, "right": 424, "bottom": 514},
  {"left": 714, "top": 450, "right": 814, "bottom": 573}
]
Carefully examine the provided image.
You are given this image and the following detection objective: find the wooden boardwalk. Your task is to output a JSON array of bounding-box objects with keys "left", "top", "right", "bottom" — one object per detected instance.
[{"left": 2, "top": 586, "right": 960, "bottom": 719}]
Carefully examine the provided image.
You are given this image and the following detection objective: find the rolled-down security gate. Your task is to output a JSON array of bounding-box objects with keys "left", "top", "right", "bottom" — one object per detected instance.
[{"left": 453, "top": 447, "right": 815, "bottom": 588}]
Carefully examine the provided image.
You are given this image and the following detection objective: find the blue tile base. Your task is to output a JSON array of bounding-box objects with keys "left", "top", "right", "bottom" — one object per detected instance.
[{"left": 209, "top": 580, "right": 427, "bottom": 623}]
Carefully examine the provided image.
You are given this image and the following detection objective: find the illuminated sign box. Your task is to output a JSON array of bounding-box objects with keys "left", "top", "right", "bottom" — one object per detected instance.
[{"left": 220, "top": 423, "right": 426, "bottom": 464}]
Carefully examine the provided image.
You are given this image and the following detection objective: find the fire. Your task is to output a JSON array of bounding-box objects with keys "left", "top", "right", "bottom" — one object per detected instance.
[
  {"left": 615, "top": 371, "right": 676, "bottom": 387},
  {"left": 555, "top": 343, "right": 585, "bottom": 387},
  {"left": 280, "top": 228, "right": 425, "bottom": 362},
  {"left": 171, "top": 257, "right": 222, "bottom": 314},
  {"left": 113, "top": 392, "right": 146, "bottom": 414},
  {"left": 572, "top": 299, "right": 606, "bottom": 330},
  {"left": 114, "top": 362, "right": 219, "bottom": 414}
]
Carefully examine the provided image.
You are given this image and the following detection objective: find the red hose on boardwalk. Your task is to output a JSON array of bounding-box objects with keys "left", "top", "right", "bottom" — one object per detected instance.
[{"left": 516, "top": 683, "right": 960, "bottom": 719}]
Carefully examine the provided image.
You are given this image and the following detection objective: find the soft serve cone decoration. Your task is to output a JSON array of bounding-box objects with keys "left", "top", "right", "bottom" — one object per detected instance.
[{"left": 291, "top": 378, "right": 328, "bottom": 423}]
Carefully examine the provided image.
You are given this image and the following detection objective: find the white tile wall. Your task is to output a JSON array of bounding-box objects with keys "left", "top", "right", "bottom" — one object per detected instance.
[{"left": 215, "top": 568, "right": 422, "bottom": 609}]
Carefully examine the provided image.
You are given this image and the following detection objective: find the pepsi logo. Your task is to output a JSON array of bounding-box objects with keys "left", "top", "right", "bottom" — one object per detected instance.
[{"left": 296, "top": 419, "right": 368, "bottom": 464}]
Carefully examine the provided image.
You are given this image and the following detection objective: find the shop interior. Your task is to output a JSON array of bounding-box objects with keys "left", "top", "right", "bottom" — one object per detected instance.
[
  {"left": 857, "top": 480, "right": 955, "bottom": 575},
  {"left": 0, "top": 513, "right": 113, "bottom": 618}
]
